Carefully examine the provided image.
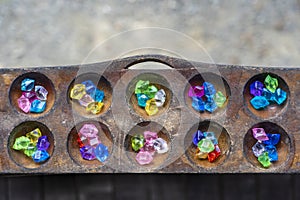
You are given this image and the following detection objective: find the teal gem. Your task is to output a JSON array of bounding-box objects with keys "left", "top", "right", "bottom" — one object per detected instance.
[
  {"left": 21, "top": 78, "right": 35, "bottom": 91},
  {"left": 136, "top": 94, "right": 149, "bottom": 107},
  {"left": 192, "top": 97, "right": 205, "bottom": 112},
  {"left": 264, "top": 75, "right": 278, "bottom": 93},
  {"left": 91, "top": 89, "right": 105, "bottom": 102},
  {"left": 250, "top": 96, "right": 269, "bottom": 110},
  {"left": 144, "top": 85, "right": 158, "bottom": 99},
  {"left": 204, "top": 100, "right": 218, "bottom": 113},
  {"left": 262, "top": 88, "right": 273, "bottom": 101},
  {"left": 135, "top": 80, "right": 149, "bottom": 94},
  {"left": 272, "top": 88, "right": 287, "bottom": 105},
  {"left": 30, "top": 99, "right": 46, "bottom": 113},
  {"left": 204, "top": 132, "right": 218, "bottom": 145}
]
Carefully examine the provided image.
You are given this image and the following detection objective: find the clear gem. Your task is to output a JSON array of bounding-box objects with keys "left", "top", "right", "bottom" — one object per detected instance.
[
  {"left": 78, "top": 94, "right": 94, "bottom": 107},
  {"left": 252, "top": 142, "right": 266, "bottom": 157},
  {"left": 265, "top": 145, "right": 278, "bottom": 161},
  {"left": 273, "top": 88, "right": 287, "bottom": 105},
  {"left": 79, "top": 124, "right": 98, "bottom": 138},
  {"left": 144, "top": 85, "right": 158, "bottom": 99},
  {"left": 17, "top": 95, "right": 31, "bottom": 113},
  {"left": 188, "top": 86, "right": 204, "bottom": 98},
  {"left": 30, "top": 99, "right": 46, "bottom": 113},
  {"left": 86, "top": 102, "right": 104, "bottom": 114},
  {"left": 88, "top": 136, "right": 101, "bottom": 147},
  {"left": 91, "top": 89, "right": 105, "bottom": 102},
  {"left": 131, "top": 135, "right": 144, "bottom": 151},
  {"left": 252, "top": 128, "right": 269, "bottom": 141},
  {"left": 135, "top": 151, "right": 153, "bottom": 165},
  {"left": 143, "top": 131, "right": 158, "bottom": 141},
  {"left": 204, "top": 132, "right": 218, "bottom": 145},
  {"left": 153, "top": 138, "right": 168, "bottom": 154},
  {"left": 81, "top": 80, "right": 96, "bottom": 95},
  {"left": 80, "top": 146, "right": 96, "bottom": 160},
  {"left": 191, "top": 97, "right": 205, "bottom": 112},
  {"left": 145, "top": 98, "right": 159, "bottom": 116},
  {"left": 208, "top": 144, "right": 221, "bottom": 162},
  {"left": 263, "top": 134, "right": 280, "bottom": 146},
  {"left": 192, "top": 130, "right": 205, "bottom": 146},
  {"left": 258, "top": 152, "right": 271, "bottom": 168},
  {"left": 21, "top": 78, "right": 35, "bottom": 91},
  {"left": 264, "top": 75, "right": 278, "bottom": 93},
  {"left": 214, "top": 91, "right": 227, "bottom": 107},
  {"left": 203, "top": 82, "right": 216, "bottom": 96},
  {"left": 154, "top": 89, "right": 166, "bottom": 107},
  {"left": 250, "top": 81, "right": 264, "bottom": 96},
  {"left": 32, "top": 150, "right": 50, "bottom": 163},
  {"left": 135, "top": 80, "right": 149, "bottom": 94},
  {"left": 136, "top": 93, "right": 149, "bottom": 108},
  {"left": 34, "top": 85, "right": 48, "bottom": 100},
  {"left": 37, "top": 135, "right": 50, "bottom": 150},
  {"left": 13, "top": 136, "right": 31, "bottom": 150},
  {"left": 250, "top": 96, "right": 269, "bottom": 110},
  {"left": 70, "top": 84, "right": 86, "bottom": 100},
  {"left": 198, "top": 138, "right": 215, "bottom": 153},
  {"left": 94, "top": 143, "right": 109, "bottom": 162},
  {"left": 26, "top": 128, "right": 42, "bottom": 144}
]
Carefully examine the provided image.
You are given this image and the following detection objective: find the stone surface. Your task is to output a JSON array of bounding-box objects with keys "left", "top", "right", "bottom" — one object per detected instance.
[
  {"left": 30, "top": 99, "right": 46, "bottom": 113},
  {"left": 264, "top": 75, "right": 278, "bottom": 93},
  {"left": 32, "top": 150, "right": 50, "bottom": 163},
  {"left": 258, "top": 152, "right": 271, "bottom": 168},
  {"left": 34, "top": 85, "right": 48, "bottom": 100},
  {"left": 17, "top": 95, "right": 31, "bottom": 113},
  {"left": 26, "top": 128, "right": 42, "bottom": 144},
  {"left": 252, "top": 128, "right": 269, "bottom": 141},
  {"left": 145, "top": 98, "right": 159, "bottom": 116},
  {"left": 37, "top": 135, "right": 50, "bottom": 150},
  {"left": 153, "top": 138, "right": 168, "bottom": 154},
  {"left": 191, "top": 97, "right": 205, "bottom": 112},
  {"left": 250, "top": 96, "right": 270, "bottom": 110},
  {"left": 250, "top": 81, "right": 264, "bottom": 96},
  {"left": 21, "top": 78, "right": 35, "bottom": 91},
  {"left": 136, "top": 93, "right": 149, "bottom": 108},
  {"left": 94, "top": 143, "right": 109, "bottom": 162},
  {"left": 188, "top": 85, "right": 204, "bottom": 98},
  {"left": 192, "top": 130, "right": 205, "bottom": 146},
  {"left": 135, "top": 151, "right": 153, "bottom": 165},
  {"left": 135, "top": 80, "right": 149, "bottom": 94},
  {"left": 154, "top": 89, "right": 166, "bottom": 107},
  {"left": 86, "top": 102, "right": 104, "bottom": 114},
  {"left": 214, "top": 91, "right": 227, "bottom": 107},
  {"left": 79, "top": 124, "right": 98, "bottom": 138},
  {"left": 80, "top": 146, "right": 96, "bottom": 160},
  {"left": 78, "top": 94, "right": 94, "bottom": 107},
  {"left": 13, "top": 136, "right": 31, "bottom": 150},
  {"left": 131, "top": 135, "right": 144, "bottom": 152},
  {"left": 263, "top": 134, "right": 281, "bottom": 146},
  {"left": 70, "top": 84, "right": 86, "bottom": 100},
  {"left": 198, "top": 138, "right": 215, "bottom": 153},
  {"left": 252, "top": 142, "right": 266, "bottom": 157}
]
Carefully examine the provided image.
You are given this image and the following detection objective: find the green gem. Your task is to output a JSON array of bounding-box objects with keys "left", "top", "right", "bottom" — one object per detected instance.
[
  {"left": 197, "top": 138, "right": 215, "bottom": 153},
  {"left": 258, "top": 152, "right": 271, "bottom": 168},
  {"left": 131, "top": 135, "right": 144, "bottom": 151},
  {"left": 13, "top": 136, "right": 31, "bottom": 150},
  {"left": 264, "top": 75, "right": 278, "bottom": 93},
  {"left": 144, "top": 85, "right": 158, "bottom": 99},
  {"left": 135, "top": 80, "right": 149, "bottom": 94},
  {"left": 24, "top": 143, "right": 37, "bottom": 157},
  {"left": 214, "top": 91, "right": 227, "bottom": 107}
]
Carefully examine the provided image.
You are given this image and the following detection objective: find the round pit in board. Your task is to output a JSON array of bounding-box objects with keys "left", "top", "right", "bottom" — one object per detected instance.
[
  {"left": 9, "top": 72, "right": 56, "bottom": 117},
  {"left": 243, "top": 73, "right": 289, "bottom": 119},
  {"left": 185, "top": 120, "right": 230, "bottom": 168},
  {"left": 8, "top": 121, "right": 54, "bottom": 169},
  {"left": 184, "top": 72, "right": 231, "bottom": 118},
  {"left": 67, "top": 73, "right": 112, "bottom": 117},
  {"left": 67, "top": 121, "right": 113, "bottom": 167}
]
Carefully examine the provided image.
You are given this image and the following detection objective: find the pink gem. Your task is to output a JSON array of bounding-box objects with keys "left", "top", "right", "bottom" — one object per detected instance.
[
  {"left": 143, "top": 131, "right": 158, "bottom": 141},
  {"left": 252, "top": 128, "right": 269, "bottom": 141},
  {"left": 17, "top": 95, "right": 31, "bottom": 113},
  {"left": 188, "top": 86, "right": 204, "bottom": 97},
  {"left": 141, "top": 139, "right": 156, "bottom": 155},
  {"left": 88, "top": 136, "right": 101, "bottom": 147},
  {"left": 135, "top": 151, "right": 153, "bottom": 165},
  {"left": 79, "top": 124, "right": 98, "bottom": 138},
  {"left": 78, "top": 94, "right": 94, "bottom": 107}
]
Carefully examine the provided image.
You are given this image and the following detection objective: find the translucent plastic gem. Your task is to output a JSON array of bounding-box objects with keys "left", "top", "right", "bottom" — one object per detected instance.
[
  {"left": 80, "top": 146, "right": 96, "bottom": 160},
  {"left": 188, "top": 86, "right": 204, "bottom": 98},
  {"left": 143, "top": 131, "right": 158, "bottom": 141},
  {"left": 135, "top": 80, "right": 149, "bottom": 94},
  {"left": 17, "top": 95, "right": 31, "bottom": 113},
  {"left": 252, "top": 142, "right": 266, "bottom": 157},
  {"left": 91, "top": 89, "right": 105, "bottom": 102},
  {"left": 262, "top": 88, "right": 273, "bottom": 101},
  {"left": 203, "top": 82, "right": 216, "bottom": 96},
  {"left": 252, "top": 128, "right": 269, "bottom": 141},
  {"left": 136, "top": 93, "right": 149, "bottom": 108},
  {"left": 94, "top": 143, "right": 109, "bottom": 162},
  {"left": 191, "top": 97, "right": 205, "bottom": 112},
  {"left": 265, "top": 145, "right": 278, "bottom": 161},
  {"left": 78, "top": 94, "right": 94, "bottom": 107},
  {"left": 250, "top": 81, "right": 264, "bottom": 96},
  {"left": 88, "top": 136, "right": 101, "bottom": 147},
  {"left": 258, "top": 152, "right": 271, "bottom": 168},
  {"left": 79, "top": 124, "right": 98, "bottom": 138},
  {"left": 77, "top": 135, "right": 85, "bottom": 148},
  {"left": 81, "top": 80, "right": 96, "bottom": 95},
  {"left": 37, "top": 135, "right": 50, "bottom": 150},
  {"left": 192, "top": 130, "right": 205, "bottom": 146},
  {"left": 70, "top": 84, "right": 86, "bottom": 100},
  {"left": 142, "top": 140, "right": 156, "bottom": 155},
  {"left": 13, "top": 136, "right": 31, "bottom": 150},
  {"left": 198, "top": 138, "right": 215, "bottom": 153},
  {"left": 195, "top": 149, "right": 208, "bottom": 159},
  {"left": 30, "top": 99, "right": 46, "bottom": 113},
  {"left": 204, "top": 100, "right": 218, "bottom": 113},
  {"left": 273, "top": 88, "right": 287, "bottom": 105},
  {"left": 250, "top": 96, "right": 269, "bottom": 110},
  {"left": 24, "top": 143, "right": 37, "bottom": 157},
  {"left": 153, "top": 138, "right": 168, "bottom": 154},
  {"left": 144, "top": 85, "right": 158, "bottom": 99},
  {"left": 131, "top": 135, "right": 144, "bottom": 151},
  {"left": 145, "top": 98, "right": 159, "bottom": 116},
  {"left": 264, "top": 75, "right": 278, "bottom": 93},
  {"left": 26, "top": 128, "right": 42, "bottom": 144},
  {"left": 135, "top": 151, "right": 153, "bottom": 165},
  {"left": 208, "top": 144, "right": 221, "bottom": 162},
  {"left": 21, "top": 78, "right": 35, "bottom": 91},
  {"left": 154, "top": 89, "right": 166, "bottom": 107},
  {"left": 263, "top": 133, "right": 280, "bottom": 146},
  {"left": 204, "top": 132, "right": 218, "bottom": 145},
  {"left": 214, "top": 91, "right": 226, "bottom": 107},
  {"left": 86, "top": 102, "right": 104, "bottom": 114},
  {"left": 32, "top": 150, "right": 50, "bottom": 163},
  {"left": 22, "top": 91, "right": 36, "bottom": 101},
  {"left": 34, "top": 85, "right": 48, "bottom": 100}
]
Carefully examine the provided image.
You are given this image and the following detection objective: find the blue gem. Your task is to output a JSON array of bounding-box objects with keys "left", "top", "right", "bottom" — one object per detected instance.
[
  {"left": 204, "top": 132, "right": 218, "bottom": 145},
  {"left": 263, "top": 134, "right": 280, "bottom": 146},
  {"left": 203, "top": 82, "right": 216, "bottom": 96},
  {"left": 82, "top": 80, "right": 96, "bottom": 95},
  {"left": 32, "top": 150, "right": 50, "bottom": 163},
  {"left": 94, "top": 143, "right": 109, "bottom": 162},
  {"left": 192, "top": 130, "right": 205, "bottom": 146},
  {"left": 21, "top": 78, "right": 35, "bottom": 91},
  {"left": 272, "top": 88, "right": 287, "bottom": 105},
  {"left": 30, "top": 99, "right": 46, "bottom": 113},
  {"left": 192, "top": 97, "right": 205, "bottom": 112},
  {"left": 136, "top": 93, "right": 149, "bottom": 107},
  {"left": 91, "top": 89, "right": 105, "bottom": 102},
  {"left": 265, "top": 145, "right": 278, "bottom": 161},
  {"left": 262, "top": 88, "right": 273, "bottom": 101},
  {"left": 204, "top": 100, "right": 218, "bottom": 113},
  {"left": 250, "top": 96, "right": 269, "bottom": 110}
]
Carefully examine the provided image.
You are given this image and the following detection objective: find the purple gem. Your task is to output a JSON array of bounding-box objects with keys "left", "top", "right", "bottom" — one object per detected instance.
[
  {"left": 80, "top": 146, "right": 96, "bottom": 160},
  {"left": 188, "top": 86, "right": 204, "bottom": 97},
  {"left": 35, "top": 85, "right": 48, "bottom": 100},
  {"left": 252, "top": 128, "right": 269, "bottom": 141},
  {"left": 250, "top": 81, "right": 264, "bottom": 96},
  {"left": 192, "top": 130, "right": 205, "bottom": 146},
  {"left": 141, "top": 139, "right": 156, "bottom": 155},
  {"left": 37, "top": 135, "right": 50, "bottom": 150},
  {"left": 79, "top": 124, "right": 98, "bottom": 138},
  {"left": 252, "top": 142, "right": 266, "bottom": 157}
]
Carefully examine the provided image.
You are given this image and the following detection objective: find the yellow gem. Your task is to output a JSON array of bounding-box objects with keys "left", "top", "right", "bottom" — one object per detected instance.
[
  {"left": 145, "top": 98, "right": 158, "bottom": 116},
  {"left": 70, "top": 84, "right": 86, "bottom": 100},
  {"left": 86, "top": 102, "right": 104, "bottom": 114},
  {"left": 26, "top": 128, "right": 42, "bottom": 144},
  {"left": 195, "top": 148, "right": 208, "bottom": 159}
]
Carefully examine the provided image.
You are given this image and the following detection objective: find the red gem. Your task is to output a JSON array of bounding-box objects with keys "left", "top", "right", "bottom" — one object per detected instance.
[
  {"left": 77, "top": 135, "right": 84, "bottom": 148},
  {"left": 208, "top": 145, "right": 221, "bottom": 163}
]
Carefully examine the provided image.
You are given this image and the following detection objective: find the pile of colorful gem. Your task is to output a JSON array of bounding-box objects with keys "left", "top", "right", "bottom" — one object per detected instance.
[
  {"left": 131, "top": 131, "right": 168, "bottom": 165},
  {"left": 249, "top": 74, "right": 287, "bottom": 110},
  {"left": 17, "top": 78, "right": 48, "bottom": 113},
  {"left": 192, "top": 130, "right": 221, "bottom": 162},
  {"left": 13, "top": 128, "right": 50, "bottom": 163},
  {"left": 77, "top": 123, "right": 109, "bottom": 162},
  {"left": 251, "top": 127, "right": 280, "bottom": 168},
  {"left": 134, "top": 80, "right": 166, "bottom": 116},
  {"left": 70, "top": 80, "right": 105, "bottom": 114},
  {"left": 188, "top": 82, "right": 227, "bottom": 113}
]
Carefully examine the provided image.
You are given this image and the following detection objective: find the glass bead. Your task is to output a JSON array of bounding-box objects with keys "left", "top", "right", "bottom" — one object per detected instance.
[
  {"left": 265, "top": 145, "right": 278, "bottom": 162},
  {"left": 91, "top": 89, "right": 105, "bottom": 102},
  {"left": 208, "top": 144, "right": 221, "bottom": 162},
  {"left": 37, "top": 135, "right": 50, "bottom": 150},
  {"left": 80, "top": 146, "right": 96, "bottom": 160},
  {"left": 204, "top": 132, "right": 218, "bottom": 145},
  {"left": 143, "top": 131, "right": 158, "bottom": 141},
  {"left": 24, "top": 143, "right": 37, "bottom": 157},
  {"left": 273, "top": 88, "right": 287, "bottom": 105},
  {"left": 204, "top": 100, "right": 218, "bottom": 113},
  {"left": 153, "top": 138, "right": 168, "bottom": 154},
  {"left": 79, "top": 124, "right": 98, "bottom": 138},
  {"left": 195, "top": 149, "right": 208, "bottom": 159},
  {"left": 88, "top": 136, "right": 101, "bottom": 147},
  {"left": 262, "top": 88, "right": 273, "bottom": 101}
]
